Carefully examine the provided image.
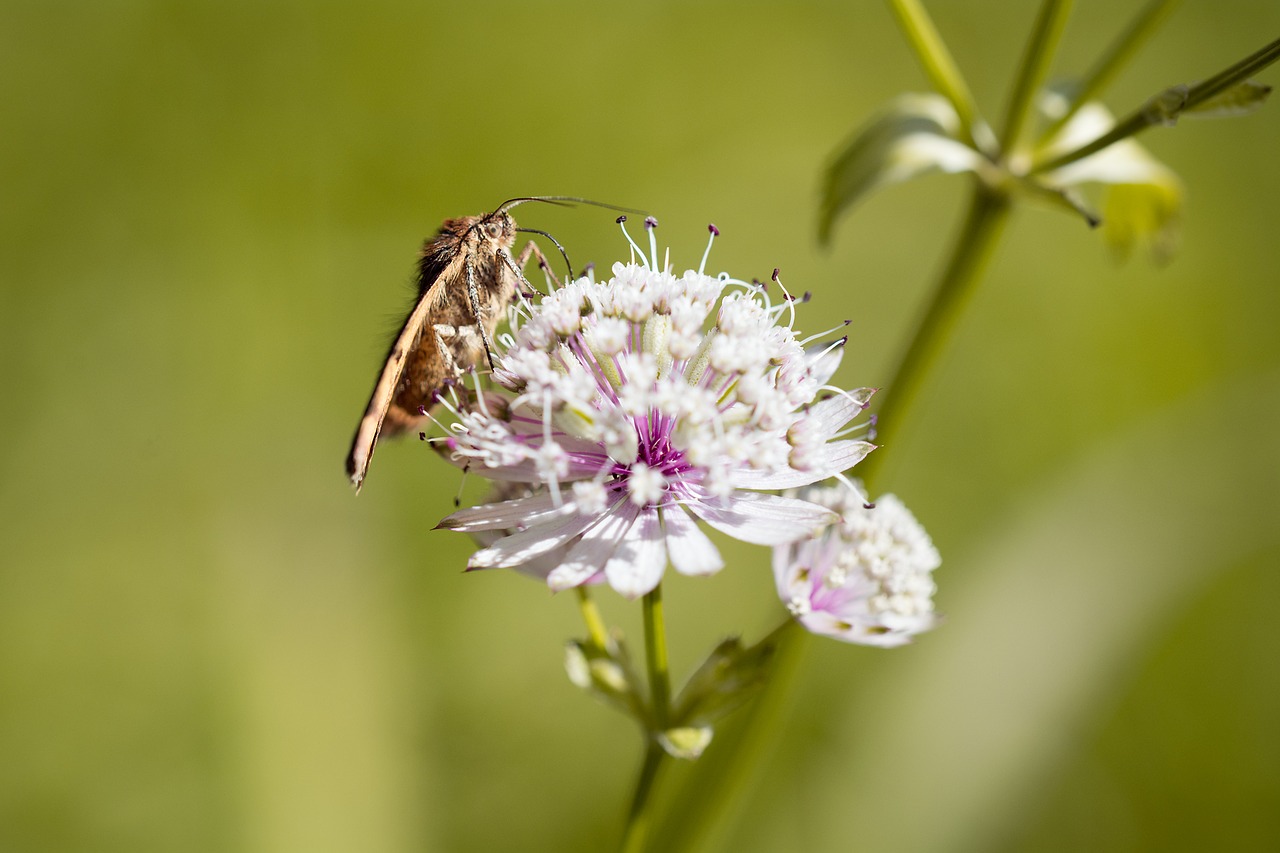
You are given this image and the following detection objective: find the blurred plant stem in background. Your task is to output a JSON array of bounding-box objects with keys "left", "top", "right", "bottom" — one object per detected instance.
[{"left": 643, "top": 1, "right": 1278, "bottom": 848}]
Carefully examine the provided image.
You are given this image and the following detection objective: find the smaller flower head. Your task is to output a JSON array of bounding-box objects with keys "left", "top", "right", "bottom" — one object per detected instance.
[{"left": 773, "top": 483, "right": 939, "bottom": 647}]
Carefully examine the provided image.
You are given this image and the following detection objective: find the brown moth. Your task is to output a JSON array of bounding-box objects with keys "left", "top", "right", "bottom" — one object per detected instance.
[{"left": 345, "top": 199, "right": 557, "bottom": 491}]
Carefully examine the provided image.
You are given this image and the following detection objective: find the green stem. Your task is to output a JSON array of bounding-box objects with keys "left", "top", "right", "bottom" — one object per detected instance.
[
  {"left": 999, "top": 0, "right": 1075, "bottom": 156},
  {"left": 1040, "top": 0, "right": 1179, "bottom": 142},
  {"left": 858, "top": 183, "right": 1012, "bottom": 492},
  {"left": 1032, "top": 35, "right": 1280, "bottom": 174},
  {"left": 642, "top": 585, "right": 671, "bottom": 728},
  {"left": 886, "top": 0, "right": 984, "bottom": 149},
  {"left": 621, "top": 585, "right": 672, "bottom": 852},
  {"left": 576, "top": 586, "right": 610, "bottom": 650},
  {"left": 622, "top": 741, "right": 665, "bottom": 853}
]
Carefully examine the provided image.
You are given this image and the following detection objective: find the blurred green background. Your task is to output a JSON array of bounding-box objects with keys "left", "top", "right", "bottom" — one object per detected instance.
[{"left": 3, "top": 1, "right": 1279, "bottom": 850}]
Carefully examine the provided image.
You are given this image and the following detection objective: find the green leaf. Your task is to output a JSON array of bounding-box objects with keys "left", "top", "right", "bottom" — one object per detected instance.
[
  {"left": 1183, "top": 78, "right": 1273, "bottom": 118},
  {"left": 819, "top": 94, "right": 989, "bottom": 244},
  {"left": 671, "top": 636, "right": 777, "bottom": 728}
]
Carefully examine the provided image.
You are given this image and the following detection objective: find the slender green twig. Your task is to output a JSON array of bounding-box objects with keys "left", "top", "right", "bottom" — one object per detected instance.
[
  {"left": 575, "top": 586, "right": 611, "bottom": 650},
  {"left": 1032, "top": 35, "right": 1280, "bottom": 174},
  {"left": 886, "top": 0, "right": 984, "bottom": 148},
  {"left": 621, "top": 585, "right": 673, "bottom": 852},
  {"left": 642, "top": 585, "right": 671, "bottom": 729},
  {"left": 857, "top": 184, "right": 1012, "bottom": 491},
  {"left": 1040, "top": 0, "right": 1180, "bottom": 142},
  {"left": 622, "top": 741, "right": 665, "bottom": 853},
  {"left": 999, "top": 0, "right": 1076, "bottom": 155}
]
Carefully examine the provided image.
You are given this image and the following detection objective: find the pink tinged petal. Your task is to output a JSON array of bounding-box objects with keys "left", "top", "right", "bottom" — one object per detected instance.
[
  {"left": 728, "top": 440, "right": 876, "bottom": 490},
  {"left": 801, "top": 611, "right": 917, "bottom": 648},
  {"left": 771, "top": 539, "right": 808, "bottom": 600},
  {"left": 690, "top": 491, "right": 837, "bottom": 546},
  {"left": 806, "top": 391, "right": 873, "bottom": 440},
  {"left": 804, "top": 343, "right": 844, "bottom": 387},
  {"left": 437, "top": 492, "right": 571, "bottom": 533},
  {"left": 547, "top": 502, "right": 639, "bottom": 591},
  {"left": 604, "top": 509, "right": 668, "bottom": 598},
  {"left": 661, "top": 506, "right": 724, "bottom": 577},
  {"left": 468, "top": 510, "right": 599, "bottom": 570}
]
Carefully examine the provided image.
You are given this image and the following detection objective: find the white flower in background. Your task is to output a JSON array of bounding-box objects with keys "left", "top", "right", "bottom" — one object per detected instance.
[
  {"left": 773, "top": 483, "right": 939, "bottom": 647},
  {"left": 436, "top": 221, "right": 877, "bottom": 599}
]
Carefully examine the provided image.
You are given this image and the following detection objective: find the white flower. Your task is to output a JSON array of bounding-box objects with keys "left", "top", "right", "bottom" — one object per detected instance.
[
  {"left": 773, "top": 483, "right": 940, "bottom": 647},
  {"left": 436, "top": 227, "right": 877, "bottom": 599}
]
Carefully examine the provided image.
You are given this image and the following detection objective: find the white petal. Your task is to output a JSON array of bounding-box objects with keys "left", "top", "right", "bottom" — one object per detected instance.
[
  {"left": 804, "top": 343, "right": 845, "bottom": 388},
  {"left": 437, "top": 492, "right": 570, "bottom": 533},
  {"left": 771, "top": 539, "right": 807, "bottom": 600},
  {"left": 690, "top": 491, "right": 836, "bottom": 546},
  {"left": 728, "top": 440, "right": 876, "bottom": 490},
  {"left": 661, "top": 506, "right": 724, "bottom": 577},
  {"left": 547, "top": 503, "right": 639, "bottom": 591},
  {"left": 604, "top": 509, "right": 668, "bottom": 598},
  {"left": 806, "top": 391, "right": 869, "bottom": 440},
  {"left": 468, "top": 509, "right": 599, "bottom": 569}
]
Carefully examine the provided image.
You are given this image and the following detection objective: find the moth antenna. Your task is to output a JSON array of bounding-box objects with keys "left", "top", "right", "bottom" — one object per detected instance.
[
  {"left": 516, "top": 227, "right": 575, "bottom": 278},
  {"left": 496, "top": 196, "right": 646, "bottom": 216},
  {"left": 494, "top": 196, "right": 576, "bottom": 214}
]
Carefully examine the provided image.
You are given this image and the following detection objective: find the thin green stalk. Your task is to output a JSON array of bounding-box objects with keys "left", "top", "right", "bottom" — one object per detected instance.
[
  {"left": 1000, "top": 0, "right": 1075, "bottom": 155},
  {"left": 886, "top": 0, "right": 983, "bottom": 148},
  {"left": 1033, "top": 35, "right": 1280, "bottom": 174},
  {"left": 1040, "top": 0, "right": 1180, "bottom": 142},
  {"left": 858, "top": 183, "right": 1011, "bottom": 492},
  {"left": 621, "top": 585, "right": 673, "bottom": 852},
  {"left": 642, "top": 585, "right": 671, "bottom": 728},
  {"left": 576, "top": 586, "right": 610, "bottom": 650},
  {"left": 622, "top": 741, "right": 665, "bottom": 853}
]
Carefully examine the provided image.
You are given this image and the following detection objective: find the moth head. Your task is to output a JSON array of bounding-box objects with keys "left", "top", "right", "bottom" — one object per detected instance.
[{"left": 478, "top": 211, "right": 516, "bottom": 247}]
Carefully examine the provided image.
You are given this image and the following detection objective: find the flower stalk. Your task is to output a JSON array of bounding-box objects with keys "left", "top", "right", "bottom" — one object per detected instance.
[
  {"left": 887, "top": 0, "right": 984, "bottom": 148},
  {"left": 857, "top": 183, "right": 1011, "bottom": 491},
  {"left": 999, "top": 0, "right": 1075, "bottom": 155},
  {"left": 1032, "top": 35, "right": 1280, "bottom": 174}
]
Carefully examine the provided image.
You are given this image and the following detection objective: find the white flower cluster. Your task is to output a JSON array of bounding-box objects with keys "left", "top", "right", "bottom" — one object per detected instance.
[
  {"left": 437, "top": 241, "right": 875, "bottom": 599},
  {"left": 773, "top": 483, "right": 939, "bottom": 646}
]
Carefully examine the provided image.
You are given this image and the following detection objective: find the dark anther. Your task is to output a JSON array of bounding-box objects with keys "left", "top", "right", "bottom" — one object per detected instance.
[
  {"left": 616, "top": 215, "right": 627, "bottom": 224},
  {"left": 418, "top": 432, "right": 427, "bottom": 441},
  {"left": 644, "top": 216, "right": 658, "bottom": 229},
  {"left": 708, "top": 223, "right": 720, "bottom": 236},
  {"left": 771, "top": 267, "right": 780, "bottom": 281},
  {"left": 863, "top": 502, "right": 877, "bottom": 510}
]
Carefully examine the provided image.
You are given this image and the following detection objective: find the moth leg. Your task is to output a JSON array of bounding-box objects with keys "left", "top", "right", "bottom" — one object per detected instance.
[
  {"left": 510, "top": 240, "right": 562, "bottom": 293},
  {"left": 432, "top": 323, "right": 467, "bottom": 378},
  {"left": 464, "top": 256, "right": 498, "bottom": 370}
]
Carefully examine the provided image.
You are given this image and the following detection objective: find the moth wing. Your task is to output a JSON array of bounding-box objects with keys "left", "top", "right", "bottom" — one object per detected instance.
[{"left": 345, "top": 287, "right": 441, "bottom": 491}]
